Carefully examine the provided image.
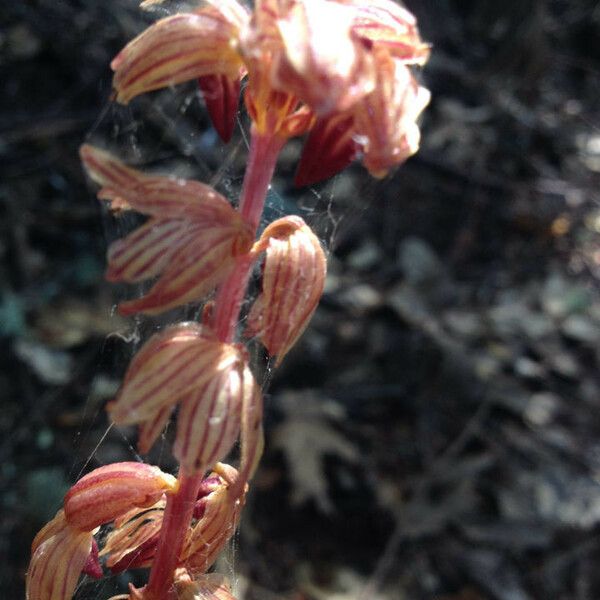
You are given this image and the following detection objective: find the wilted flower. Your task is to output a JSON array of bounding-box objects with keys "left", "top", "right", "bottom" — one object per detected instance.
[{"left": 110, "top": 0, "right": 430, "bottom": 183}]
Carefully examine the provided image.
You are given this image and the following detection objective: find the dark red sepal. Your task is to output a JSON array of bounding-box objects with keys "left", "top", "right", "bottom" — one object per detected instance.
[
  {"left": 294, "top": 114, "right": 358, "bottom": 187},
  {"left": 198, "top": 74, "right": 241, "bottom": 143},
  {"left": 82, "top": 538, "right": 103, "bottom": 579}
]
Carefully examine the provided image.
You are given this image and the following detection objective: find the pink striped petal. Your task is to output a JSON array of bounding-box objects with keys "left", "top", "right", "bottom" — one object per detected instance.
[
  {"left": 80, "top": 145, "right": 237, "bottom": 220},
  {"left": 341, "top": 0, "right": 431, "bottom": 64},
  {"left": 26, "top": 514, "right": 93, "bottom": 600},
  {"left": 272, "top": 0, "right": 375, "bottom": 115},
  {"left": 117, "top": 223, "right": 252, "bottom": 316},
  {"left": 138, "top": 404, "right": 174, "bottom": 454},
  {"left": 353, "top": 53, "right": 430, "bottom": 178},
  {"left": 111, "top": 11, "right": 244, "bottom": 105},
  {"left": 174, "top": 362, "right": 257, "bottom": 475},
  {"left": 105, "top": 218, "right": 197, "bottom": 283},
  {"left": 181, "top": 465, "right": 245, "bottom": 572},
  {"left": 64, "top": 462, "right": 177, "bottom": 531},
  {"left": 101, "top": 498, "right": 165, "bottom": 569},
  {"left": 247, "top": 216, "right": 326, "bottom": 365},
  {"left": 108, "top": 324, "right": 243, "bottom": 425}
]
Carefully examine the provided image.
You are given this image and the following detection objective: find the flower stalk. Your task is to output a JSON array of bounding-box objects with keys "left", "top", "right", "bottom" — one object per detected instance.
[{"left": 26, "top": 1, "right": 430, "bottom": 598}]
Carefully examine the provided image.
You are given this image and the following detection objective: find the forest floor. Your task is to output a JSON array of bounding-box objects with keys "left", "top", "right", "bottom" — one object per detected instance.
[{"left": 2, "top": 1, "right": 600, "bottom": 599}]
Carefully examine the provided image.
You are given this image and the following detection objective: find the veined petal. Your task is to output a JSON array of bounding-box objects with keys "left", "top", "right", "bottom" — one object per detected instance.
[
  {"left": 117, "top": 222, "right": 252, "bottom": 316},
  {"left": 273, "top": 0, "right": 375, "bottom": 115},
  {"left": 295, "top": 112, "right": 358, "bottom": 186},
  {"left": 181, "top": 465, "right": 245, "bottom": 572},
  {"left": 234, "top": 377, "right": 264, "bottom": 498},
  {"left": 247, "top": 216, "right": 326, "bottom": 365},
  {"left": 138, "top": 404, "right": 174, "bottom": 454},
  {"left": 340, "top": 0, "right": 430, "bottom": 63},
  {"left": 101, "top": 498, "right": 166, "bottom": 570},
  {"left": 108, "top": 323, "right": 244, "bottom": 425},
  {"left": 80, "top": 145, "right": 237, "bottom": 220},
  {"left": 111, "top": 11, "right": 244, "bottom": 104},
  {"left": 174, "top": 361, "right": 257, "bottom": 475},
  {"left": 354, "top": 52, "right": 430, "bottom": 178},
  {"left": 105, "top": 218, "right": 197, "bottom": 283},
  {"left": 64, "top": 462, "right": 177, "bottom": 531},
  {"left": 26, "top": 515, "right": 93, "bottom": 600}
]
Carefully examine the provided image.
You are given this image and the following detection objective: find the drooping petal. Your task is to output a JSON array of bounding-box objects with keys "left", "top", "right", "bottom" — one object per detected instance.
[
  {"left": 247, "top": 216, "right": 326, "bottom": 364},
  {"left": 80, "top": 144, "right": 238, "bottom": 220},
  {"left": 353, "top": 52, "right": 430, "bottom": 178},
  {"left": 174, "top": 361, "right": 256, "bottom": 475},
  {"left": 111, "top": 11, "right": 245, "bottom": 105},
  {"left": 64, "top": 462, "right": 177, "bottom": 531},
  {"left": 198, "top": 73, "right": 242, "bottom": 143},
  {"left": 340, "top": 0, "right": 431, "bottom": 64},
  {"left": 138, "top": 404, "right": 174, "bottom": 454},
  {"left": 294, "top": 112, "right": 358, "bottom": 186},
  {"left": 101, "top": 498, "right": 166, "bottom": 571},
  {"left": 117, "top": 222, "right": 252, "bottom": 315},
  {"left": 105, "top": 218, "right": 198, "bottom": 283},
  {"left": 26, "top": 516, "right": 93, "bottom": 600},
  {"left": 181, "top": 465, "right": 245, "bottom": 572},
  {"left": 272, "top": 0, "right": 375, "bottom": 115},
  {"left": 108, "top": 324, "right": 243, "bottom": 425},
  {"left": 234, "top": 377, "right": 264, "bottom": 498}
]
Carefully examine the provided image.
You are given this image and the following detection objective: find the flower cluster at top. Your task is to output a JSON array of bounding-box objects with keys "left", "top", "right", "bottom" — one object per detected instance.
[
  {"left": 25, "top": 1, "right": 429, "bottom": 599},
  {"left": 113, "top": 0, "right": 430, "bottom": 184}
]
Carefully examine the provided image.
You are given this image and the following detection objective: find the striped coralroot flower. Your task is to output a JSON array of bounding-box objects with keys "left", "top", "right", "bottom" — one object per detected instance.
[
  {"left": 108, "top": 322, "right": 259, "bottom": 475},
  {"left": 97, "top": 465, "right": 245, "bottom": 574},
  {"left": 26, "top": 511, "right": 95, "bottom": 600},
  {"left": 247, "top": 215, "right": 326, "bottom": 365},
  {"left": 63, "top": 462, "right": 178, "bottom": 532},
  {"left": 79, "top": 145, "right": 253, "bottom": 316},
  {"left": 109, "top": 0, "right": 430, "bottom": 183}
]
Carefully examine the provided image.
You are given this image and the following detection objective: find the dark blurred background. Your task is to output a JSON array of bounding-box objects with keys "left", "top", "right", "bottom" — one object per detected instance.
[{"left": 2, "top": 0, "right": 600, "bottom": 598}]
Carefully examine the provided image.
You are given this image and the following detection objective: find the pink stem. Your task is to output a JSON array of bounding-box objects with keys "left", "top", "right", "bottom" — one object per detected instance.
[
  {"left": 213, "top": 128, "right": 285, "bottom": 342},
  {"left": 143, "top": 127, "right": 282, "bottom": 598},
  {"left": 143, "top": 474, "right": 200, "bottom": 600}
]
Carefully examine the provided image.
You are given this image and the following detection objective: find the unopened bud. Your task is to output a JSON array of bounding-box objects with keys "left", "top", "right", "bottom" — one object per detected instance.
[{"left": 247, "top": 216, "right": 326, "bottom": 364}]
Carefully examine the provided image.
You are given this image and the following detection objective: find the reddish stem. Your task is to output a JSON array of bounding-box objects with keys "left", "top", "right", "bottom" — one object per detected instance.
[
  {"left": 143, "top": 473, "right": 200, "bottom": 600},
  {"left": 143, "top": 127, "right": 282, "bottom": 599},
  {"left": 213, "top": 129, "right": 285, "bottom": 343}
]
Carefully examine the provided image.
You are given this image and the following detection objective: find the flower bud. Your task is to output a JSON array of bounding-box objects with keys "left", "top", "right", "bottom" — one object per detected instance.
[
  {"left": 64, "top": 462, "right": 177, "bottom": 531},
  {"left": 247, "top": 216, "right": 326, "bottom": 364}
]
